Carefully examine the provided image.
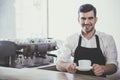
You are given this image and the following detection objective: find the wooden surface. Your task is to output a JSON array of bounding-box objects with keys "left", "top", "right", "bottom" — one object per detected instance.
[{"left": 0, "top": 67, "right": 111, "bottom": 80}]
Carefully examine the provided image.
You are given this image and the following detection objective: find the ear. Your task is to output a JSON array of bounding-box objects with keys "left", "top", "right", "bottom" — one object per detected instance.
[
  {"left": 78, "top": 17, "right": 80, "bottom": 23},
  {"left": 95, "top": 17, "right": 98, "bottom": 23}
]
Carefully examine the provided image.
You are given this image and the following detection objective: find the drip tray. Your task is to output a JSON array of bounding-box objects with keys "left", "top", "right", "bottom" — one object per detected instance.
[{"left": 15, "top": 55, "right": 54, "bottom": 68}]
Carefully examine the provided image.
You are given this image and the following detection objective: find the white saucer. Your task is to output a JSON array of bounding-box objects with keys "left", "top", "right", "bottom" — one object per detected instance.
[{"left": 76, "top": 66, "right": 93, "bottom": 71}]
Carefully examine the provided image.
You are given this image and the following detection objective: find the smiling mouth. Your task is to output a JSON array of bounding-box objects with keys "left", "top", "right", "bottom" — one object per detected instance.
[
  {"left": 83, "top": 26, "right": 91, "bottom": 30},
  {"left": 83, "top": 24, "right": 92, "bottom": 27}
]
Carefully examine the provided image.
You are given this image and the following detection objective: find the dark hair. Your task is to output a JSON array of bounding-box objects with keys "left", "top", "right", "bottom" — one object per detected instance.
[{"left": 78, "top": 4, "right": 96, "bottom": 17}]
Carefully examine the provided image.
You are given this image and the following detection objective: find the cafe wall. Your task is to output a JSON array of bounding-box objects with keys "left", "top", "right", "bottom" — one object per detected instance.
[{"left": 0, "top": 0, "right": 16, "bottom": 39}]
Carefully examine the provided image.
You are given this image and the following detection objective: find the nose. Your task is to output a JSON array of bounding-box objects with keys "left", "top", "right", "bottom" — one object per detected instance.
[{"left": 85, "top": 19, "right": 90, "bottom": 24}]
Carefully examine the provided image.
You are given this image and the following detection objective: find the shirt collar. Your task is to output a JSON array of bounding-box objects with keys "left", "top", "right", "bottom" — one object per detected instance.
[{"left": 80, "top": 30, "right": 97, "bottom": 40}]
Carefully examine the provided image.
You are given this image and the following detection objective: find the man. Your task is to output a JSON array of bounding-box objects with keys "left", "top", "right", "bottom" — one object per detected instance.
[{"left": 56, "top": 4, "right": 118, "bottom": 77}]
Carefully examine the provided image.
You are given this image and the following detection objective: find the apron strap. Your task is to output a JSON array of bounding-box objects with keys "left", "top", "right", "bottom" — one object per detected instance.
[{"left": 95, "top": 35, "right": 100, "bottom": 49}]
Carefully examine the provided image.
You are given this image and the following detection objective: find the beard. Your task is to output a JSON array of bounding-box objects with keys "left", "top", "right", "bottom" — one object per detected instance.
[
  {"left": 86, "top": 27, "right": 94, "bottom": 34},
  {"left": 82, "top": 24, "right": 94, "bottom": 34}
]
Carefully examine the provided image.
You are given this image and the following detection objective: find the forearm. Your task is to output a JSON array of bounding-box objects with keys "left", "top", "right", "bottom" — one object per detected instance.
[
  {"left": 102, "top": 64, "right": 117, "bottom": 75},
  {"left": 56, "top": 61, "right": 71, "bottom": 71},
  {"left": 93, "top": 63, "right": 117, "bottom": 76}
]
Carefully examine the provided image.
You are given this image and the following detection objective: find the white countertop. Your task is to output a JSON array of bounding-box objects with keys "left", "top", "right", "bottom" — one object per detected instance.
[
  {"left": 0, "top": 66, "right": 111, "bottom": 80},
  {"left": 0, "top": 67, "right": 48, "bottom": 80}
]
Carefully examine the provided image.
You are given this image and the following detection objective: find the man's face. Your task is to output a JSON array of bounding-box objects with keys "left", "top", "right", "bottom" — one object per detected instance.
[{"left": 78, "top": 10, "right": 97, "bottom": 34}]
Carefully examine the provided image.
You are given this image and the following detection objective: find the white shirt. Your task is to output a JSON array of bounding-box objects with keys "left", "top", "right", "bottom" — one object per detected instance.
[{"left": 57, "top": 31, "right": 118, "bottom": 66}]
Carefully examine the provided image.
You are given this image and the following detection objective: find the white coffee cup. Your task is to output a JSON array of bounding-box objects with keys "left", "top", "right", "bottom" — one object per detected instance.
[{"left": 78, "top": 60, "right": 91, "bottom": 68}]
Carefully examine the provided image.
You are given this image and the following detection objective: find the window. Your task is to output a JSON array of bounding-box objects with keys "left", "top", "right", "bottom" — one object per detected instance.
[{"left": 15, "top": 0, "right": 48, "bottom": 39}]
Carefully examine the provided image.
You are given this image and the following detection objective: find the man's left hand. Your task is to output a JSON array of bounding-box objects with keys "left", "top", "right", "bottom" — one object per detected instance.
[{"left": 92, "top": 64, "right": 105, "bottom": 76}]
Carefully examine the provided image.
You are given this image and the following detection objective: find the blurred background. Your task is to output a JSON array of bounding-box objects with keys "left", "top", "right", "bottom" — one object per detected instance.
[{"left": 0, "top": 0, "right": 120, "bottom": 61}]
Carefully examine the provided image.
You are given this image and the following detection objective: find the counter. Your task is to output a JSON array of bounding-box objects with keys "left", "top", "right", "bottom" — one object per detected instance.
[{"left": 0, "top": 66, "right": 111, "bottom": 80}]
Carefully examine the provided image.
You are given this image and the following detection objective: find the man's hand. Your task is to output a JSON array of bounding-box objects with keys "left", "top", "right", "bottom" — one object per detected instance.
[
  {"left": 92, "top": 64, "right": 105, "bottom": 76},
  {"left": 66, "top": 63, "right": 77, "bottom": 74}
]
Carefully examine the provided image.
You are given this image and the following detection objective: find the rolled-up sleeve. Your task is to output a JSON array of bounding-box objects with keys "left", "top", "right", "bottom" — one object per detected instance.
[
  {"left": 104, "top": 35, "right": 118, "bottom": 66},
  {"left": 56, "top": 33, "right": 79, "bottom": 63}
]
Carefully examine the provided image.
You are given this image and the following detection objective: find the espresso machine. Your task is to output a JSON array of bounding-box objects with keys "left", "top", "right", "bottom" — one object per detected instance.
[{"left": 15, "top": 38, "right": 57, "bottom": 68}]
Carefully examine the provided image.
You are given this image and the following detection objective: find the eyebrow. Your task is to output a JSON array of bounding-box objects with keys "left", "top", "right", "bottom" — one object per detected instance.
[
  {"left": 88, "top": 17, "right": 94, "bottom": 19},
  {"left": 81, "top": 17, "right": 94, "bottom": 20}
]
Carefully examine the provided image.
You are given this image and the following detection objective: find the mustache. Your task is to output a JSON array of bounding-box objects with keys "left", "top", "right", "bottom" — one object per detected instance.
[{"left": 83, "top": 24, "right": 92, "bottom": 26}]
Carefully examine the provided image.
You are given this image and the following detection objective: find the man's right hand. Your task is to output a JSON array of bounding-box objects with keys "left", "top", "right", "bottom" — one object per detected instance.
[{"left": 66, "top": 63, "right": 77, "bottom": 74}]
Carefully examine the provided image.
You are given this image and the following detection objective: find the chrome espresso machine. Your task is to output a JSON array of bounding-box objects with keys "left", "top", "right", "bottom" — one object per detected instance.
[{"left": 14, "top": 38, "right": 57, "bottom": 68}]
